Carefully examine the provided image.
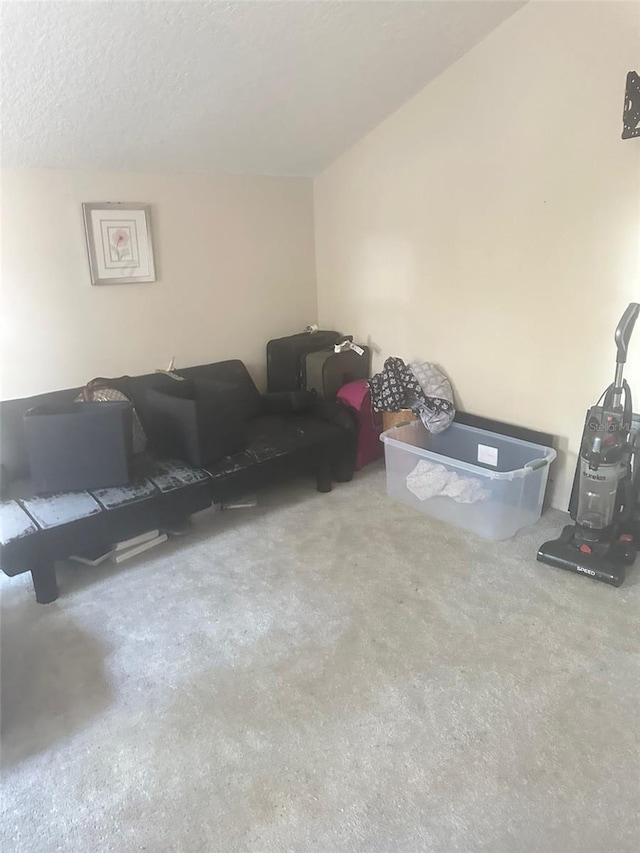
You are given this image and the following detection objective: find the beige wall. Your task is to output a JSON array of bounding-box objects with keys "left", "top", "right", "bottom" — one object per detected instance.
[
  {"left": 315, "top": 1, "right": 640, "bottom": 509},
  {"left": 1, "top": 169, "right": 316, "bottom": 398}
]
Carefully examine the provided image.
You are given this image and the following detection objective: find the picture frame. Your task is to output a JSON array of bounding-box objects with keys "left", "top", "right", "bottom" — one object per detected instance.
[{"left": 82, "top": 202, "right": 156, "bottom": 285}]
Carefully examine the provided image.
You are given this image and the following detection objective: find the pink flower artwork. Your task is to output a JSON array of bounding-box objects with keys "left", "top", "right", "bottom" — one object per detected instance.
[{"left": 111, "top": 228, "right": 132, "bottom": 261}]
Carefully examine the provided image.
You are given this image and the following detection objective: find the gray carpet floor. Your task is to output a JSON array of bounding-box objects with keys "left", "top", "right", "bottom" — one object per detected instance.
[{"left": 1, "top": 463, "right": 639, "bottom": 853}]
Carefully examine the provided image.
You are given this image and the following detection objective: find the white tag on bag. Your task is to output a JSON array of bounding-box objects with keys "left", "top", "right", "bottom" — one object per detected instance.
[{"left": 334, "top": 341, "right": 365, "bottom": 356}]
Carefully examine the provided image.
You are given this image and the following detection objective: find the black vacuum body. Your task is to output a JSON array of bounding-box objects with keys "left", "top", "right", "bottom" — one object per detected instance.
[{"left": 537, "top": 303, "right": 640, "bottom": 586}]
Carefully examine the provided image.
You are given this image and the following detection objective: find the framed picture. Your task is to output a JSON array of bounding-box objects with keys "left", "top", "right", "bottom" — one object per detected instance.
[{"left": 82, "top": 202, "right": 156, "bottom": 285}]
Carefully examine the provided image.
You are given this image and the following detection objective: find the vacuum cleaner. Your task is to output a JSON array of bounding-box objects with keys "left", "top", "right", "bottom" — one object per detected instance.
[{"left": 537, "top": 303, "right": 640, "bottom": 586}]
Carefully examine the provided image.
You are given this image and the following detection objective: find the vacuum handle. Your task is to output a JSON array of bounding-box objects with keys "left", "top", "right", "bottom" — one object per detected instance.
[{"left": 615, "top": 303, "right": 640, "bottom": 364}]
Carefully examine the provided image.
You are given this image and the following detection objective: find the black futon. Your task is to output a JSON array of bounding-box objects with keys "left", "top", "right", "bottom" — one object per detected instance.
[{"left": 0, "top": 359, "right": 356, "bottom": 603}]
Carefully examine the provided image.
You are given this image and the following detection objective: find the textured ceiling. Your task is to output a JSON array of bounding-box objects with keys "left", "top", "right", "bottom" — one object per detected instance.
[{"left": 2, "top": 1, "right": 525, "bottom": 175}]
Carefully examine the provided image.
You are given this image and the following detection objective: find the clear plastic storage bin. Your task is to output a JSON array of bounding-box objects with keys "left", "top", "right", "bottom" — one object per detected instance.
[{"left": 381, "top": 421, "right": 556, "bottom": 540}]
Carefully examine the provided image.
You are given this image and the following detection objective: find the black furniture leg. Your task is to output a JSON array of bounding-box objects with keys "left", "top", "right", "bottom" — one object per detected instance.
[
  {"left": 316, "top": 461, "right": 333, "bottom": 493},
  {"left": 31, "top": 562, "right": 58, "bottom": 604},
  {"left": 332, "top": 459, "right": 355, "bottom": 483}
]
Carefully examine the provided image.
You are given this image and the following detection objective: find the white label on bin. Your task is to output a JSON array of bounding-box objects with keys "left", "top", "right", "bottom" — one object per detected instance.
[{"left": 477, "top": 444, "right": 498, "bottom": 466}]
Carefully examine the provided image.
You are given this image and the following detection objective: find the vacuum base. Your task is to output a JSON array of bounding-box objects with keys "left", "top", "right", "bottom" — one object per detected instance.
[{"left": 537, "top": 525, "right": 628, "bottom": 587}]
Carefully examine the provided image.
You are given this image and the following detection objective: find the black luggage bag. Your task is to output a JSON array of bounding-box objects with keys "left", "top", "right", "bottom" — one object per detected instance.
[{"left": 266, "top": 330, "right": 343, "bottom": 393}]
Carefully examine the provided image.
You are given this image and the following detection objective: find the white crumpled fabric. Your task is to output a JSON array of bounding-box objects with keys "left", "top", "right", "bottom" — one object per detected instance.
[
  {"left": 408, "top": 362, "right": 455, "bottom": 434},
  {"left": 406, "top": 459, "right": 490, "bottom": 504}
]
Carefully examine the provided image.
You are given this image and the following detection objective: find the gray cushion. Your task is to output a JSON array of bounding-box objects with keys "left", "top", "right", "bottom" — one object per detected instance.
[
  {"left": 91, "top": 479, "right": 157, "bottom": 510},
  {"left": 146, "top": 459, "right": 209, "bottom": 493},
  {"left": 19, "top": 491, "right": 102, "bottom": 530},
  {"left": 0, "top": 500, "right": 38, "bottom": 545}
]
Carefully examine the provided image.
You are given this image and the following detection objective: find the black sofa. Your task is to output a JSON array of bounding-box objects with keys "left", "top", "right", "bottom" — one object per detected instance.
[{"left": 0, "top": 359, "right": 356, "bottom": 603}]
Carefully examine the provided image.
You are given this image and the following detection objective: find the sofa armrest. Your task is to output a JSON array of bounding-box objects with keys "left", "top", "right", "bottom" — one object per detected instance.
[
  {"left": 311, "top": 398, "right": 358, "bottom": 433},
  {"left": 311, "top": 399, "right": 359, "bottom": 483}
]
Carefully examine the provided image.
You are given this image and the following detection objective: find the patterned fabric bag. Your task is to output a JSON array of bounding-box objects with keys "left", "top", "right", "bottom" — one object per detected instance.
[
  {"left": 368, "top": 357, "right": 421, "bottom": 413},
  {"left": 75, "top": 377, "right": 147, "bottom": 454},
  {"left": 368, "top": 357, "right": 455, "bottom": 434}
]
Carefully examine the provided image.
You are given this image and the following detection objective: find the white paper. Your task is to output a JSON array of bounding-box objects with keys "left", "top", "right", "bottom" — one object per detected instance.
[{"left": 477, "top": 444, "right": 498, "bottom": 466}]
